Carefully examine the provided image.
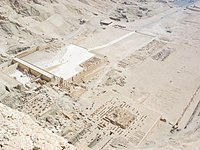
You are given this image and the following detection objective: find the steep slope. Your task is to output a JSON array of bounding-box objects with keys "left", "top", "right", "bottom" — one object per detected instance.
[
  {"left": 0, "top": 102, "right": 76, "bottom": 150},
  {"left": 0, "top": 0, "right": 170, "bottom": 56}
]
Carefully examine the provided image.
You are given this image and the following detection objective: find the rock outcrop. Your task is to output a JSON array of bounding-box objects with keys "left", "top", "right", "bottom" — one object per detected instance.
[{"left": 0, "top": 103, "right": 76, "bottom": 150}]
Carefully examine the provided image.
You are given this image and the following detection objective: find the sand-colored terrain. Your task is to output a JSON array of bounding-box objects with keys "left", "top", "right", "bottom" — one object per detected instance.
[
  {"left": 0, "top": 0, "right": 200, "bottom": 150},
  {"left": 0, "top": 87, "right": 75, "bottom": 150}
]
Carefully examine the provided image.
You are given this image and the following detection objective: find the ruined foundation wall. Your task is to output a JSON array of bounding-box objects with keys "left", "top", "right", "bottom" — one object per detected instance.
[{"left": 72, "top": 57, "right": 107, "bottom": 83}]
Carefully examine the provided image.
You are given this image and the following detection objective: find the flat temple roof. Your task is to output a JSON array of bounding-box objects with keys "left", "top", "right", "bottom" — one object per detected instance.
[
  {"left": 49, "top": 44, "right": 94, "bottom": 80},
  {"left": 13, "top": 58, "right": 54, "bottom": 79}
]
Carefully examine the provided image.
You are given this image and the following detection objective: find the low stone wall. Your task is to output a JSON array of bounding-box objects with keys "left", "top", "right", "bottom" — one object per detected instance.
[{"left": 16, "top": 46, "right": 39, "bottom": 58}]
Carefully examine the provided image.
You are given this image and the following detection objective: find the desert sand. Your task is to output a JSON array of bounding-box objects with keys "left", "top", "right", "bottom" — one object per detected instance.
[{"left": 0, "top": 0, "right": 200, "bottom": 150}]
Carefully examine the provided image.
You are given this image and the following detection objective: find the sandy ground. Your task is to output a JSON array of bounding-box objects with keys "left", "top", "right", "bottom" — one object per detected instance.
[
  {"left": 78, "top": 0, "right": 200, "bottom": 149},
  {"left": 0, "top": 0, "right": 200, "bottom": 150}
]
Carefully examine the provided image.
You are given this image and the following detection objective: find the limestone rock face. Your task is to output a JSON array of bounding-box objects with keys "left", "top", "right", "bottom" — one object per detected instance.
[
  {"left": 0, "top": 103, "right": 76, "bottom": 150},
  {"left": 0, "top": 83, "right": 6, "bottom": 97}
]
